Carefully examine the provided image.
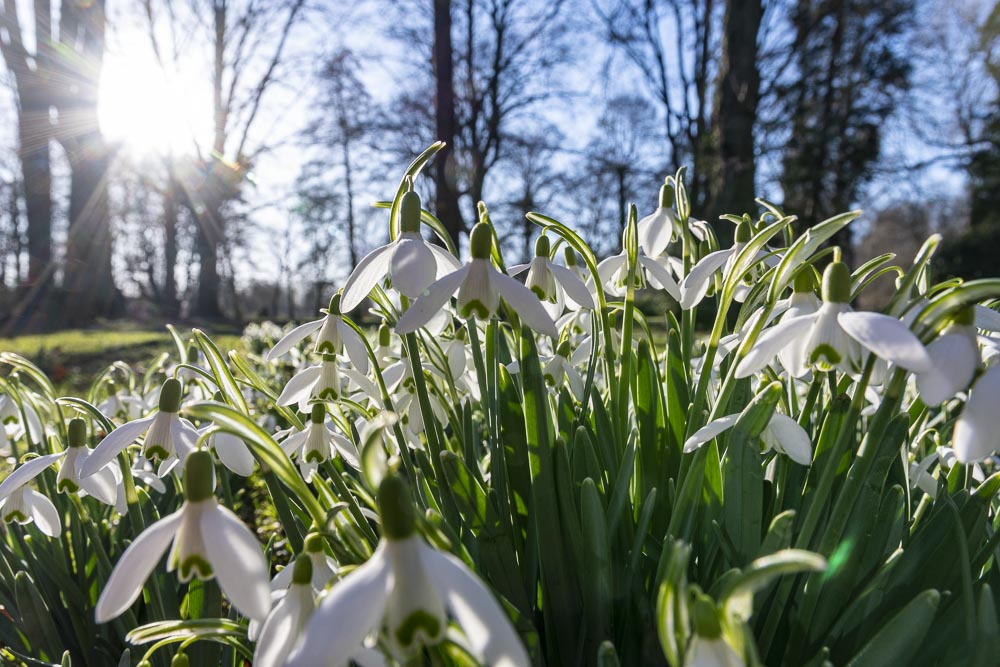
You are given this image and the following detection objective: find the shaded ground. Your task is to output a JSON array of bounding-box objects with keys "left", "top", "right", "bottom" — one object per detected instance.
[{"left": 0, "top": 323, "right": 244, "bottom": 395}]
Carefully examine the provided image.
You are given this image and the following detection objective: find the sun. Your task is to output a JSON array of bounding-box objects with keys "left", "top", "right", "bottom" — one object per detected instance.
[{"left": 98, "top": 31, "right": 211, "bottom": 159}]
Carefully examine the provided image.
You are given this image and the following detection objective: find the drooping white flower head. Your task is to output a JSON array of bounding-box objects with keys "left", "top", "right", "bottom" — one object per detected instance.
[
  {"left": 684, "top": 411, "right": 813, "bottom": 466},
  {"left": 271, "top": 532, "right": 338, "bottom": 594},
  {"left": 736, "top": 261, "right": 933, "bottom": 379},
  {"left": 279, "top": 404, "right": 360, "bottom": 482},
  {"left": 341, "top": 188, "right": 463, "bottom": 313},
  {"left": 596, "top": 233, "right": 682, "bottom": 301},
  {"left": 95, "top": 450, "right": 271, "bottom": 623},
  {"left": 0, "top": 452, "right": 64, "bottom": 537},
  {"left": 637, "top": 183, "right": 682, "bottom": 258},
  {"left": 914, "top": 307, "right": 980, "bottom": 407},
  {"left": 287, "top": 475, "right": 530, "bottom": 667},
  {"left": 81, "top": 378, "right": 200, "bottom": 479},
  {"left": 508, "top": 234, "right": 595, "bottom": 315},
  {"left": 397, "top": 222, "right": 558, "bottom": 338},
  {"left": 254, "top": 554, "right": 317, "bottom": 667},
  {"left": 952, "top": 363, "right": 1000, "bottom": 463},
  {"left": 265, "top": 294, "right": 370, "bottom": 374}
]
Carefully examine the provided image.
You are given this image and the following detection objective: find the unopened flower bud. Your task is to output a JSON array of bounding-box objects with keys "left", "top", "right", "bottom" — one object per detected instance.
[
  {"left": 735, "top": 219, "right": 752, "bottom": 243},
  {"left": 171, "top": 653, "right": 189, "bottom": 667}
]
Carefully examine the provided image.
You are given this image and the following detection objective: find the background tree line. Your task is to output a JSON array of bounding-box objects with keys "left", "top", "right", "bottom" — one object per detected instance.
[{"left": 0, "top": 0, "right": 995, "bottom": 330}]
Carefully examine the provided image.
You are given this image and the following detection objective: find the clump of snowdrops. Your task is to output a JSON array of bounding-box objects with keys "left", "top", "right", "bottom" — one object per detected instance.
[{"left": 1, "top": 142, "right": 1000, "bottom": 667}]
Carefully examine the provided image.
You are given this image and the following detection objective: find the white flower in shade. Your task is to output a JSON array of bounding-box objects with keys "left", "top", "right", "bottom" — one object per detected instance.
[
  {"left": 508, "top": 341, "right": 585, "bottom": 400},
  {"left": 271, "top": 533, "right": 338, "bottom": 594},
  {"left": 81, "top": 379, "right": 199, "bottom": 479},
  {"left": 684, "top": 411, "right": 813, "bottom": 465},
  {"left": 508, "top": 234, "right": 594, "bottom": 312},
  {"left": 341, "top": 189, "right": 463, "bottom": 311},
  {"left": 95, "top": 451, "right": 271, "bottom": 623},
  {"left": 279, "top": 405, "right": 360, "bottom": 482},
  {"left": 686, "top": 593, "right": 745, "bottom": 667},
  {"left": 97, "top": 384, "right": 148, "bottom": 422},
  {"left": 254, "top": 555, "right": 317, "bottom": 667},
  {"left": 735, "top": 262, "right": 932, "bottom": 379},
  {"left": 914, "top": 308, "right": 980, "bottom": 407},
  {"left": 397, "top": 222, "right": 557, "bottom": 339},
  {"left": 287, "top": 476, "right": 530, "bottom": 667},
  {"left": 952, "top": 364, "right": 1000, "bottom": 463},
  {"left": 265, "top": 294, "right": 370, "bottom": 374}
]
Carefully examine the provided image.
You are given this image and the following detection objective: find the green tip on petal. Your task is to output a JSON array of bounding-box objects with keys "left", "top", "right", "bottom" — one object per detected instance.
[
  {"left": 534, "top": 234, "right": 551, "bottom": 258},
  {"left": 304, "top": 532, "right": 323, "bottom": 553},
  {"left": 67, "top": 418, "right": 87, "bottom": 448},
  {"left": 377, "top": 475, "right": 416, "bottom": 540},
  {"left": 822, "top": 261, "right": 852, "bottom": 303},
  {"left": 953, "top": 305, "right": 976, "bottom": 326},
  {"left": 159, "top": 378, "right": 183, "bottom": 413},
  {"left": 184, "top": 451, "right": 216, "bottom": 503},
  {"left": 793, "top": 268, "right": 818, "bottom": 294},
  {"left": 328, "top": 292, "right": 342, "bottom": 315},
  {"left": 291, "top": 553, "right": 313, "bottom": 585},
  {"left": 400, "top": 190, "right": 422, "bottom": 234},
  {"left": 469, "top": 223, "right": 493, "bottom": 260},
  {"left": 310, "top": 404, "right": 326, "bottom": 424},
  {"left": 735, "top": 219, "right": 753, "bottom": 243},
  {"left": 691, "top": 593, "right": 722, "bottom": 639}
]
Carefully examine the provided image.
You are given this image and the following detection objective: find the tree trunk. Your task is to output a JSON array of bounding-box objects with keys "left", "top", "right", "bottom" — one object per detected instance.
[
  {"left": 162, "top": 164, "right": 180, "bottom": 317},
  {"left": 433, "top": 0, "right": 464, "bottom": 247},
  {"left": 713, "top": 0, "right": 762, "bottom": 226},
  {"left": 194, "top": 199, "right": 224, "bottom": 319}
]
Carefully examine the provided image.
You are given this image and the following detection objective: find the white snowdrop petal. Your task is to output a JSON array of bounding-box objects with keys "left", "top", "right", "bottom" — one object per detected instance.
[
  {"left": 639, "top": 254, "right": 681, "bottom": 301},
  {"left": 492, "top": 272, "right": 558, "bottom": 338},
  {"left": 734, "top": 315, "right": 816, "bottom": 378},
  {"left": 397, "top": 266, "right": 471, "bottom": 334},
  {"left": 340, "top": 245, "right": 395, "bottom": 312},
  {"left": 95, "top": 511, "right": 183, "bottom": 622},
  {"left": 837, "top": 311, "right": 932, "bottom": 373},
  {"left": 277, "top": 366, "right": 324, "bottom": 407},
  {"left": 680, "top": 249, "right": 733, "bottom": 309},
  {"left": 637, "top": 207, "right": 676, "bottom": 258},
  {"left": 25, "top": 489, "right": 61, "bottom": 537},
  {"left": 266, "top": 319, "right": 325, "bottom": 363},
  {"left": 916, "top": 333, "right": 979, "bottom": 407},
  {"left": 548, "top": 261, "right": 595, "bottom": 309},
  {"left": 201, "top": 504, "right": 271, "bottom": 621},
  {"left": 428, "top": 243, "right": 464, "bottom": 278},
  {"left": 975, "top": 305, "right": 1000, "bottom": 332},
  {"left": 339, "top": 322, "right": 371, "bottom": 375},
  {"left": 764, "top": 414, "right": 813, "bottom": 465},
  {"left": 0, "top": 452, "right": 65, "bottom": 501},
  {"left": 390, "top": 236, "right": 437, "bottom": 298},
  {"left": 214, "top": 433, "right": 256, "bottom": 476},
  {"left": 287, "top": 544, "right": 391, "bottom": 666},
  {"left": 80, "top": 465, "right": 119, "bottom": 506},
  {"left": 253, "top": 593, "right": 305, "bottom": 667},
  {"left": 423, "top": 545, "right": 531, "bottom": 667},
  {"left": 953, "top": 365, "right": 1000, "bottom": 463},
  {"left": 81, "top": 416, "right": 156, "bottom": 479},
  {"left": 683, "top": 415, "right": 739, "bottom": 453}
]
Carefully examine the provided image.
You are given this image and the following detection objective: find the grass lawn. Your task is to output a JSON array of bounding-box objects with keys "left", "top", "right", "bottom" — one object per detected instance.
[{"left": 0, "top": 324, "right": 245, "bottom": 395}]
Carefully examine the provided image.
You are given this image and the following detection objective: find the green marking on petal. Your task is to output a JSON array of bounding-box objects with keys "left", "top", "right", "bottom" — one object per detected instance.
[
  {"left": 58, "top": 479, "right": 80, "bottom": 494},
  {"left": 315, "top": 341, "right": 337, "bottom": 354},
  {"left": 179, "top": 555, "right": 213, "bottom": 581},
  {"left": 394, "top": 609, "right": 443, "bottom": 649},
  {"left": 304, "top": 450, "right": 326, "bottom": 464},
  {"left": 3, "top": 510, "right": 28, "bottom": 523},
  {"left": 144, "top": 445, "right": 169, "bottom": 462},
  {"left": 460, "top": 300, "right": 490, "bottom": 320},
  {"left": 809, "top": 343, "right": 842, "bottom": 368}
]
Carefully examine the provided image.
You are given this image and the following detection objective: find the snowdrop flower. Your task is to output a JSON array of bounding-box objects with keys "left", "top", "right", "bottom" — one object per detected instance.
[
  {"left": 95, "top": 451, "right": 271, "bottom": 623},
  {"left": 206, "top": 430, "right": 255, "bottom": 477},
  {"left": 914, "top": 307, "right": 980, "bottom": 407},
  {"left": 508, "top": 234, "right": 594, "bottom": 312},
  {"left": 81, "top": 379, "right": 199, "bottom": 478},
  {"left": 254, "top": 555, "right": 317, "bottom": 667},
  {"left": 397, "top": 222, "right": 557, "bottom": 338},
  {"left": 0, "top": 418, "right": 119, "bottom": 519},
  {"left": 287, "top": 476, "right": 530, "bottom": 667},
  {"left": 637, "top": 183, "right": 682, "bottom": 257},
  {"left": 280, "top": 405, "right": 360, "bottom": 482},
  {"left": 596, "top": 243, "right": 681, "bottom": 300},
  {"left": 952, "top": 364, "right": 1000, "bottom": 463},
  {"left": 0, "top": 394, "right": 41, "bottom": 455},
  {"left": 508, "top": 341, "right": 585, "bottom": 400},
  {"left": 265, "top": 294, "right": 369, "bottom": 374},
  {"left": 775, "top": 272, "right": 822, "bottom": 378},
  {"left": 735, "top": 261, "right": 932, "bottom": 379},
  {"left": 97, "top": 383, "right": 148, "bottom": 422},
  {"left": 271, "top": 532, "right": 338, "bottom": 594},
  {"left": 341, "top": 188, "right": 462, "bottom": 311},
  {"left": 679, "top": 218, "right": 764, "bottom": 309},
  {"left": 0, "top": 453, "right": 64, "bottom": 537},
  {"left": 684, "top": 411, "right": 813, "bottom": 465},
  {"left": 277, "top": 355, "right": 344, "bottom": 409}
]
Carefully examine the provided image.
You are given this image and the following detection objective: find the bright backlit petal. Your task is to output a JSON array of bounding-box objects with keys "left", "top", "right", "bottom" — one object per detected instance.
[
  {"left": 763, "top": 414, "right": 813, "bottom": 465},
  {"left": 837, "top": 311, "right": 932, "bottom": 372},
  {"left": 637, "top": 207, "right": 676, "bottom": 257},
  {"left": 679, "top": 249, "right": 733, "bottom": 309},
  {"left": 734, "top": 314, "right": 816, "bottom": 378},
  {"left": 277, "top": 366, "right": 323, "bottom": 407},
  {"left": 81, "top": 416, "right": 156, "bottom": 479},
  {"left": 639, "top": 254, "right": 681, "bottom": 301},
  {"left": 397, "top": 266, "right": 471, "bottom": 334},
  {"left": 266, "top": 319, "right": 324, "bottom": 363},
  {"left": 341, "top": 245, "right": 395, "bottom": 312},
  {"left": 213, "top": 433, "right": 256, "bottom": 476},
  {"left": 287, "top": 544, "right": 391, "bottom": 666},
  {"left": 548, "top": 261, "right": 595, "bottom": 309},
  {"left": 492, "top": 272, "right": 558, "bottom": 338},
  {"left": 80, "top": 465, "right": 119, "bottom": 506},
  {"left": 253, "top": 587, "right": 311, "bottom": 667},
  {"left": 683, "top": 415, "right": 739, "bottom": 453},
  {"left": 95, "top": 510, "right": 183, "bottom": 622},
  {"left": 916, "top": 332, "right": 979, "bottom": 407},
  {"left": 201, "top": 503, "right": 271, "bottom": 621},
  {"left": 0, "top": 452, "right": 65, "bottom": 501},
  {"left": 423, "top": 545, "right": 531, "bottom": 667},
  {"left": 338, "top": 321, "right": 371, "bottom": 375},
  {"left": 390, "top": 236, "right": 437, "bottom": 298},
  {"left": 428, "top": 243, "right": 464, "bottom": 278}
]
